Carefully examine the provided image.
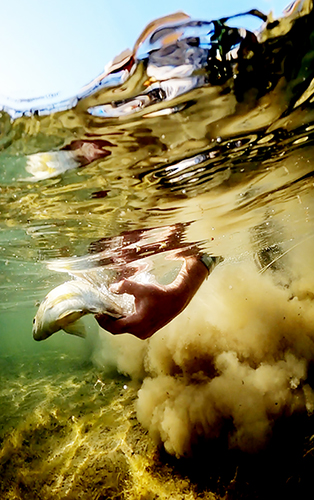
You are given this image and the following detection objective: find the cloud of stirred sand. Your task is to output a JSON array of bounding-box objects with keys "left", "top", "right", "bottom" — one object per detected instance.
[{"left": 92, "top": 244, "right": 314, "bottom": 457}]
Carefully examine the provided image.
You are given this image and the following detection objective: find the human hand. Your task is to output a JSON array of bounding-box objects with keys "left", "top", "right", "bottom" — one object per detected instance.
[{"left": 95, "top": 255, "right": 211, "bottom": 339}]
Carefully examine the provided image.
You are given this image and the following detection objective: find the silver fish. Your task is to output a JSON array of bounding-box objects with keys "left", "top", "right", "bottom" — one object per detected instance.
[{"left": 33, "top": 280, "right": 124, "bottom": 341}]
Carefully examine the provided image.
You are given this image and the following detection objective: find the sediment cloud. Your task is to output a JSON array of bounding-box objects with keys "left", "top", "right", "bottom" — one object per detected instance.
[{"left": 94, "top": 253, "right": 314, "bottom": 457}]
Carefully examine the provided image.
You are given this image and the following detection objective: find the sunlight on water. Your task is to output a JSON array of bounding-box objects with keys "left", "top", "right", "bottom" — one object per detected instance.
[{"left": 1, "top": 2, "right": 314, "bottom": 498}]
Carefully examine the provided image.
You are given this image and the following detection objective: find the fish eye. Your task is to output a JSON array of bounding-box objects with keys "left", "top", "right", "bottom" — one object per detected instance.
[{"left": 33, "top": 318, "right": 36, "bottom": 324}]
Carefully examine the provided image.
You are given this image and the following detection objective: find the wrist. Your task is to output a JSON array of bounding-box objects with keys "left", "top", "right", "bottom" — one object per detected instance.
[
  {"left": 199, "top": 254, "right": 223, "bottom": 275},
  {"left": 171, "top": 256, "right": 208, "bottom": 303}
]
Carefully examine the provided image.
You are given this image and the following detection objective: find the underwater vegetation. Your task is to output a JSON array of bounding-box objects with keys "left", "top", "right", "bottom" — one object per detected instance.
[{"left": 2, "top": 0, "right": 314, "bottom": 498}]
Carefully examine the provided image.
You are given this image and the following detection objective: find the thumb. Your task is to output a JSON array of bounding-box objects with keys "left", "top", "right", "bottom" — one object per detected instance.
[{"left": 110, "top": 279, "right": 145, "bottom": 296}]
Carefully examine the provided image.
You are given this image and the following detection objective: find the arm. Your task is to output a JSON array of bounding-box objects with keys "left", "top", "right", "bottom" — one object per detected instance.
[{"left": 96, "top": 255, "right": 218, "bottom": 339}]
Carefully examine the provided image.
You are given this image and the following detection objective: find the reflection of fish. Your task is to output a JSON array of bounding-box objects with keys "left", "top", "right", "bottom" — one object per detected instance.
[
  {"left": 33, "top": 280, "right": 124, "bottom": 341},
  {"left": 25, "top": 151, "right": 79, "bottom": 180}
]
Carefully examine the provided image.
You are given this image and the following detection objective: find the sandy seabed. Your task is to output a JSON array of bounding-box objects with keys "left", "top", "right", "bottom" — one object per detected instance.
[
  {"left": 1, "top": 351, "right": 314, "bottom": 500},
  {"left": 0, "top": 352, "right": 213, "bottom": 500}
]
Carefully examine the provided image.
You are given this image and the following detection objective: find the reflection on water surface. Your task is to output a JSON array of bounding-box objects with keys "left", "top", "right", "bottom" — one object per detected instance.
[{"left": 1, "top": 1, "right": 314, "bottom": 498}]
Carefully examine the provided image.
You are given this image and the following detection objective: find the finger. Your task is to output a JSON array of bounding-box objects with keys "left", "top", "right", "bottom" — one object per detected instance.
[
  {"left": 95, "top": 314, "right": 125, "bottom": 334},
  {"left": 95, "top": 312, "right": 139, "bottom": 335},
  {"left": 95, "top": 312, "right": 156, "bottom": 339}
]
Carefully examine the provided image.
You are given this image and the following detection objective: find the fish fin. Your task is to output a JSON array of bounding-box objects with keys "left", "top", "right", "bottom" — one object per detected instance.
[
  {"left": 87, "top": 305, "right": 100, "bottom": 314},
  {"left": 58, "top": 310, "right": 82, "bottom": 321},
  {"left": 63, "top": 318, "right": 86, "bottom": 338}
]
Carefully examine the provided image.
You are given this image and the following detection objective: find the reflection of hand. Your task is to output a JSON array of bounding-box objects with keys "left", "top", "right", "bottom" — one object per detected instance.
[{"left": 96, "top": 256, "right": 211, "bottom": 339}]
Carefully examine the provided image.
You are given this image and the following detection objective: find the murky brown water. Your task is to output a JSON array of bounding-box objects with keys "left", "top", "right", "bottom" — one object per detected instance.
[{"left": 1, "top": 2, "right": 314, "bottom": 498}]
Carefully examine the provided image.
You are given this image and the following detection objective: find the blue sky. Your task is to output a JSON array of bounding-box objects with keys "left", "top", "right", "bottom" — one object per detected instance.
[{"left": 0, "top": 0, "right": 290, "bottom": 100}]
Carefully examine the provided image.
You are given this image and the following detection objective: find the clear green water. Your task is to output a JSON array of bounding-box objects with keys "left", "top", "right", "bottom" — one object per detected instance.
[{"left": 2, "top": 3, "right": 314, "bottom": 498}]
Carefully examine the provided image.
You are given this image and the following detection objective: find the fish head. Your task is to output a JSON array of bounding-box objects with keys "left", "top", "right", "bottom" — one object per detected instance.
[
  {"left": 33, "top": 305, "right": 86, "bottom": 340},
  {"left": 32, "top": 295, "right": 63, "bottom": 341},
  {"left": 32, "top": 315, "right": 56, "bottom": 341},
  {"left": 32, "top": 286, "right": 87, "bottom": 341}
]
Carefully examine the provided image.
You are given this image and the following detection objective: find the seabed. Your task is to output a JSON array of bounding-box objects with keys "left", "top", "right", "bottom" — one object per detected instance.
[{"left": 1, "top": 349, "right": 314, "bottom": 500}]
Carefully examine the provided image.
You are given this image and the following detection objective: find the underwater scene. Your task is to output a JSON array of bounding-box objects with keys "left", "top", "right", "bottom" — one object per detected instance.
[{"left": 2, "top": 1, "right": 314, "bottom": 498}]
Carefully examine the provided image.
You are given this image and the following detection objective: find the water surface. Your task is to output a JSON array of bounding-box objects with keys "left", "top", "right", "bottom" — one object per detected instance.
[{"left": 1, "top": 2, "right": 314, "bottom": 498}]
